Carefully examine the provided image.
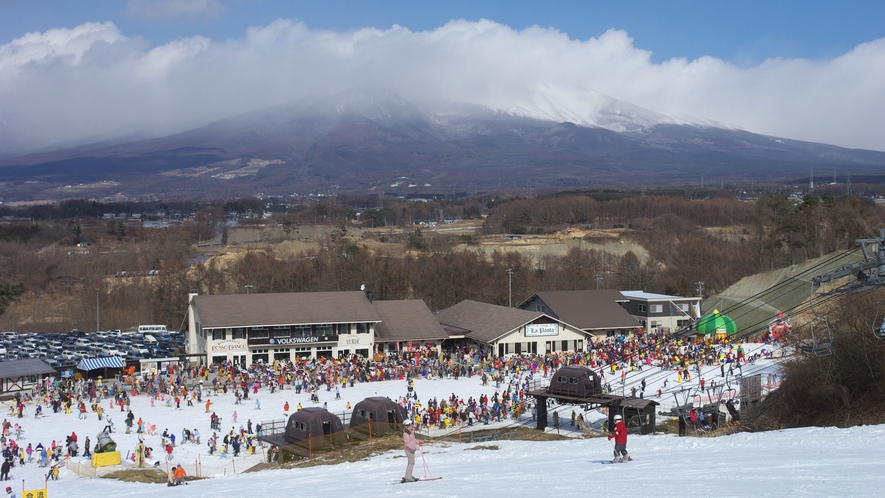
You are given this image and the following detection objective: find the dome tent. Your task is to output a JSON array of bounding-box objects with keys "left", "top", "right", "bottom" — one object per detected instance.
[{"left": 696, "top": 309, "right": 737, "bottom": 335}]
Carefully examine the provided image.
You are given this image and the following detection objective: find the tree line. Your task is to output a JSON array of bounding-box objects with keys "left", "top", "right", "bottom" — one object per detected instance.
[{"left": 0, "top": 191, "right": 883, "bottom": 332}]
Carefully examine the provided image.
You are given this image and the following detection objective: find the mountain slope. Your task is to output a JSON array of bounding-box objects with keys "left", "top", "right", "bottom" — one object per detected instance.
[{"left": 1, "top": 92, "right": 883, "bottom": 200}]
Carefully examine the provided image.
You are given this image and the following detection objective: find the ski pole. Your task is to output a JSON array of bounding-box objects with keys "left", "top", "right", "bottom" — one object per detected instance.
[{"left": 419, "top": 445, "right": 433, "bottom": 478}]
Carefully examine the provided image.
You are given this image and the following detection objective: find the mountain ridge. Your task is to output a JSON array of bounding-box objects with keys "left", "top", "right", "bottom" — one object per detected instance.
[{"left": 0, "top": 92, "right": 883, "bottom": 201}]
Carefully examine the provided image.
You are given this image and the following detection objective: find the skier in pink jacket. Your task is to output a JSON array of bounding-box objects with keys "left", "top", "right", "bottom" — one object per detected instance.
[{"left": 402, "top": 419, "right": 423, "bottom": 482}]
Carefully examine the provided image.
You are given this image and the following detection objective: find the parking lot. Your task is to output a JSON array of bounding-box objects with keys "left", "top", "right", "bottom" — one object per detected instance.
[{"left": 0, "top": 329, "right": 187, "bottom": 369}]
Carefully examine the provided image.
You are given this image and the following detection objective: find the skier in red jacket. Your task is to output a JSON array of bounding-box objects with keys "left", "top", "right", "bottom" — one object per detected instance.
[{"left": 607, "top": 414, "right": 632, "bottom": 463}]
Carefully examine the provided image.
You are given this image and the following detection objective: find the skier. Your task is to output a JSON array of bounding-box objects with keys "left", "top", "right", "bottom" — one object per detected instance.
[
  {"left": 607, "top": 414, "right": 631, "bottom": 463},
  {"left": 5, "top": 486, "right": 15, "bottom": 498},
  {"left": 401, "top": 419, "right": 423, "bottom": 483}
]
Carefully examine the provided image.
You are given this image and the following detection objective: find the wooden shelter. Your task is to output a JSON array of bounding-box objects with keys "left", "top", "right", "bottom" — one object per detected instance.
[
  {"left": 547, "top": 366, "right": 601, "bottom": 398},
  {"left": 608, "top": 398, "right": 659, "bottom": 435},
  {"left": 349, "top": 396, "right": 407, "bottom": 436}
]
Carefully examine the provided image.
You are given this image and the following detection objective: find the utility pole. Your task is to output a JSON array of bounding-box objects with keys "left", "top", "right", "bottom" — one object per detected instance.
[
  {"left": 595, "top": 274, "right": 603, "bottom": 290},
  {"left": 244, "top": 284, "right": 253, "bottom": 294},
  {"left": 96, "top": 288, "right": 101, "bottom": 332},
  {"left": 507, "top": 268, "right": 514, "bottom": 307},
  {"left": 696, "top": 281, "right": 704, "bottom": 299}
]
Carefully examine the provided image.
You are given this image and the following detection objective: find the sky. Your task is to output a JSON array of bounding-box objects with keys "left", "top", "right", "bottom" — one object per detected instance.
[
  {"left": 7, "top": 342, "right": 884, "bottom": 497},
  {"left": 0, "top": 0, "right": 884, "bottom": 154}
]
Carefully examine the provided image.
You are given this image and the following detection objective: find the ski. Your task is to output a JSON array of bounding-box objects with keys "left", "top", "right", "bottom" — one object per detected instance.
[{"left": 390, "top": 477, "right": 443, "bottom": 484}]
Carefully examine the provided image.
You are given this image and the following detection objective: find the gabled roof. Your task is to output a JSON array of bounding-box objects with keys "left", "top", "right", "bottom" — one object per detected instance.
[
  {"left": 0, "top": 358, "right": 56, "bottom": 378},
  {"left": 520, "top": 290, "right": 640, "bottom": 331},
  {"left": 373, "top": 300, "right": 447, "bottom": 342},
  {"left": 435, "top": 300, "right": 543, "bottom": 343},
  {"left": 193, "top": 291, "right": 380, "bottom": 328}
]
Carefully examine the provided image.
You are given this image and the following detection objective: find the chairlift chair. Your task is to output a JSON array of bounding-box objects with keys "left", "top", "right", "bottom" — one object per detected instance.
[
  {"left": 870, "top": 302, "right": 885, "bottom": 340},
  {"left": 799, "top": 316, "right": 834, "bottom": 357}
]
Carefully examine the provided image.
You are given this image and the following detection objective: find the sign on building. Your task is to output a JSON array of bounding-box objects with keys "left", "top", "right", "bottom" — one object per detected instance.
[{"left": 526, "top": 323, "right": 559, "bottom": 337}]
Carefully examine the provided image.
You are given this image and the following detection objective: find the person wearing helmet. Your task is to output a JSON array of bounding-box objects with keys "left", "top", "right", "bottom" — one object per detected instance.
[
  {"left": 401, "top": 419, "right": 423, "bottom": 482},
  {"left": 607, "top": 414, "right": 632, "bottom": 463},
  {"left": 172, "top": 463, "right": 187, "bottom": 486},
  {"left": 6, "top": 486, "right": 15, "bottom": 498}
]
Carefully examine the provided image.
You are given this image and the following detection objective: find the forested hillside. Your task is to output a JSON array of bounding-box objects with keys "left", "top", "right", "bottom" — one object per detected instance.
[{"left": 0, "top": 192, "right": 882, "bottom": 332}]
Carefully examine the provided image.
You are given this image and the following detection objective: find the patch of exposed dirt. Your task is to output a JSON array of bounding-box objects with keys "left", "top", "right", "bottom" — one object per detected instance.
[
  {"left": 101, "top": 468, "right": 169, "bottom": 483},
  {"left": 466, "top": 444, "right": 499, "bottom": 450}
]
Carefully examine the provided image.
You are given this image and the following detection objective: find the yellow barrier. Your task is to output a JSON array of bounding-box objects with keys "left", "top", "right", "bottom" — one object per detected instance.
[
  {"left": 23, "top": 489, "right": 47, "bottom": 498},
  {"left": 91, "top": 451, "right": 122, "bottom": 467}
]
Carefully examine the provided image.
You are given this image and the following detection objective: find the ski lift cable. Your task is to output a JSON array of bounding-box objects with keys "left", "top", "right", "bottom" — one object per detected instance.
[
  {"left": 720, "top": 241, "right": 878, "bottom": 339},
  {"left": 688, "top": 248, "right": 863, "bottom": 333},
  {"left": 708, "top": 248, "right": 862, "bottom": 320}
]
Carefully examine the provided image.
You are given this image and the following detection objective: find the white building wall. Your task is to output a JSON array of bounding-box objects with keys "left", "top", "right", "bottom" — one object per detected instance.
[{"left": 494, "top": 321, "right": 591, "bottom": 355}]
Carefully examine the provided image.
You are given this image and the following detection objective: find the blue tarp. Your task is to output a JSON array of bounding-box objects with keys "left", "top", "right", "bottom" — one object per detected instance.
[{"left": 77, "top": 356, "right": 125, "bottom": 370}]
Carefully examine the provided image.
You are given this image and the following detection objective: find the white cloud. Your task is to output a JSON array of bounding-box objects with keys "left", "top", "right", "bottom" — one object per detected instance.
[
  {"left": 0, "top": 19, "right": 883, "bottom": 154},
  {"left": 127, "top": 0, "right": 225, "bottom": 23}
]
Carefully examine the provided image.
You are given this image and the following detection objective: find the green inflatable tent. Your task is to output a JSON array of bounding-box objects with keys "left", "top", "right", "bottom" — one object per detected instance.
[{"left": 696, "top": 309, "right": 737, "bottom": 335}]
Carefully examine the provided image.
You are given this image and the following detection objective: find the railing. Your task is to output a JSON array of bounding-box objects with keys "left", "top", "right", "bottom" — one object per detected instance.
[{"left": 64, "top": 444, "right": 269, "bottom": 479}]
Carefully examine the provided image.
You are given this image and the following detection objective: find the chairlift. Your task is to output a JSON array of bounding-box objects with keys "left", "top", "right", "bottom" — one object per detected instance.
[
  {"left": 870, "top": 302, "right": 885, "bottom": 340},
  {"left": 798, "top": 316, "right": 833, "bottom": 357},
  {"left": 800, "top": 285, "right": 834, "bottom": 356}
]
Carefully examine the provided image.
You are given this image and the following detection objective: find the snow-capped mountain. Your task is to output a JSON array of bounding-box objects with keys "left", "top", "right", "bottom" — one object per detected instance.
[{"left": 0, "top": 90, "right": 882, "bottom": 200}]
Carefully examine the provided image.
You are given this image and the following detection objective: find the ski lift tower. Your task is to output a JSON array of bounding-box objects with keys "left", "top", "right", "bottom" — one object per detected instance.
[{"left": 670, "top": 386, "right": 695, "bottom": 437}]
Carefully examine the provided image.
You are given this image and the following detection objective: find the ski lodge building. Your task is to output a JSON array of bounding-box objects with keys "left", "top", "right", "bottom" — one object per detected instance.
[
  {"left": 516, "top": 290, "right": 642, "bottom": 338},
  {"left": 187, "top": 289, "right": 661, "bottom": 365},
  {"left": 434, "top": 300, "right": 593, "bottom": 356},
  {"left": 186, "top": 291, "right": 446, "bottom": 366},
  {"left": 618, "top": 291, "right": 701, "bottom": 333}
]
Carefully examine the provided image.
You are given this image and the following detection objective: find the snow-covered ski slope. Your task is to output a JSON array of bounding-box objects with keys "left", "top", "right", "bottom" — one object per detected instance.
[{"left": 9, "top": 342, "right": 881, "bottom": 497}]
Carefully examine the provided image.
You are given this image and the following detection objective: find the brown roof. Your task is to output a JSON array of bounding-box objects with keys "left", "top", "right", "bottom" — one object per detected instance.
[
  {"left": 193, "top": 291, "right": 380, "bottom": 328},
  {"left": 619, "top": 398, "right": 660, "bottom": 409},
  {"left": 435, "top": 300, "right": 544, "bottom": 343},
  {"left": 373, "top": 300, "right": 447, "bottom": 342},
  {"left": 521, "top": 290, "right": 640, "bottom": 331}
]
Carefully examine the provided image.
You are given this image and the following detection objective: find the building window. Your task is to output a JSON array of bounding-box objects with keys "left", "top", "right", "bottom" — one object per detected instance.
[
  {"left": 233, "top": 328, "right": 245, "bottom": 339},
  {"left": 339, "top": 324, "right": 350, "bottom": 335},
  {"left": 677, "top": 303, "right": 689, "bottom": 312},
  {"left": 212, "top": 330, "right": 225, "bottom": 340},
  {"left": 356, "top": 323, "right": 369, "bottom": 334},
  {"left": 638, "top": 304, "right": 647, "bottom": 313},
  {"left": 293, "top": 325, "right": 311, "bottom": 338},
  {"left": 250, "top": 328, "right": 269, "bottom": 339},
  {"left": 650, "top": 304, "right": 663, "bottom": 313},
  {"left": 316, "top": 324, "right": 333, "bottom": 336},
  {"left": 273, "top": 326, "right": 291, "bottom": 338}
]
